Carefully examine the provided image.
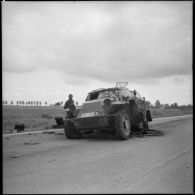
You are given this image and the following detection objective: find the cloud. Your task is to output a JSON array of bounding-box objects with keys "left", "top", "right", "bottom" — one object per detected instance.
[{"left": 2, "top": 1, "right": 192, "bottom": 85}]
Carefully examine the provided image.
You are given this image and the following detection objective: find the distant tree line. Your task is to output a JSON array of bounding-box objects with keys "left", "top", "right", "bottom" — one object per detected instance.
[
  {"left": 2, "top": 100, "right": 76, "bottom": 107},
  {"left": 145, "top": 100, "right": 193, "bottom": 111},
  {"left": 2, "top": 99, "right": 192, "bottom": 111},
  {"left": 2, "top": 101, "right": 49, "bottom": 107}
]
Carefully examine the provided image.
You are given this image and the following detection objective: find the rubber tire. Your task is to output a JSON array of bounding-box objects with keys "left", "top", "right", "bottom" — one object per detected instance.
[
  {"left": 115, "top": 110, "right": 131, "bottom": 140},
  {"left": 64, "top": 120, "right": 82, "bottom": 139}
]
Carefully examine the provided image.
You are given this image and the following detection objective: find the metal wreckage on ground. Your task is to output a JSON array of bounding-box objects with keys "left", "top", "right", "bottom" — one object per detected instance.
[{"left": 63, "top": 82, "right": 164, "bottom": 140}]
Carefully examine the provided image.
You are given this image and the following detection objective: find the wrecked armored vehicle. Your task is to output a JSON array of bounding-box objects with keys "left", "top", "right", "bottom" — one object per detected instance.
[{"left": 64, "top": 82, "right": 152, "bottom": 140}]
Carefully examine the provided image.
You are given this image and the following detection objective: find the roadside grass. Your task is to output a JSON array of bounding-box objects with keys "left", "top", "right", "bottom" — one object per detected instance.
[
  {"left": 3, "top": 106, "right": 64, "bottom": 133},
  {"left": 2, "top": 106, "right": 192, "bottom": 134},
  {"left": 150, "top": 108, "right": 191, "bottom": 118}
]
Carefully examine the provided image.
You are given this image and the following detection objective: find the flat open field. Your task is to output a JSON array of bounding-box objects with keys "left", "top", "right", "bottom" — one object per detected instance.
[
  {"left": 3, "top": 115, "right": 193, "bottom": 193},
  {"left": 2, "top": 106, "right": 192, "bottom": 133},
  {"left": 3, "top": 106, "right": 64, "bottom": 133}
]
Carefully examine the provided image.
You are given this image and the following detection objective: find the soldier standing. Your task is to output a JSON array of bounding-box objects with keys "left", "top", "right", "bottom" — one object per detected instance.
[{"left": 64, "top": 94, "right": 75, "bottom": 109}]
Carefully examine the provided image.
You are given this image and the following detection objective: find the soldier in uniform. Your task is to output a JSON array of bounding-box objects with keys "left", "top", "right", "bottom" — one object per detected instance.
[{"left": 64, "top": 94, "right": 75, "bottom": 109}]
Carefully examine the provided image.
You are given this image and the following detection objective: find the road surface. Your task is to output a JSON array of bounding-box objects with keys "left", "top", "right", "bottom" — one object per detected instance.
[{"left": 3, "top": 115, "right": 193, "bottom": 193}]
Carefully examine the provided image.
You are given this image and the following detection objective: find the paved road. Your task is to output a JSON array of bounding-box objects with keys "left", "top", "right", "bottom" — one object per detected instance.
[{"left": 3, "top": 115, "right": 193, "bottom": 193}]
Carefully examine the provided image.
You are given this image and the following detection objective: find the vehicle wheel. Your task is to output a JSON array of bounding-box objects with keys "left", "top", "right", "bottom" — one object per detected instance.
[
  {"left": 64, "top": 120, "right": 82, "bottom": 139},
  {"left": 115, "top": 110, "right": 131, "bottom": 140}
]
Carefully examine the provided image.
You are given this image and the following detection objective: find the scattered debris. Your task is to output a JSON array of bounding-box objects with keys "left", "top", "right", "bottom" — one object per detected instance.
[
  {"left": 131, "top": 129, "right": 164, "bottom": 138},
  {"left": 43, "top": 131, "right": 55, "bottom": 134},
  {"left": 10, "top": 154, "right": 21, "bottom": 158},
  {"left": 49, "top": 131, "right": 55, "bottom": 134},
  {"left": 23, "top": 142, "right": 40, "bottom": 145}
]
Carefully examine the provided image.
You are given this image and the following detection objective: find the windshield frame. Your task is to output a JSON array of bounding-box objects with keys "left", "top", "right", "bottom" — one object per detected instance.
[{"left": 85, "top": 88, "right": 135, "bottom": 101}]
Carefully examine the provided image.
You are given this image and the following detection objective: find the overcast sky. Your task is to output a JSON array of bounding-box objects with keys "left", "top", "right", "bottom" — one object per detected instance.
[{"left": 2, "top": 1, "right": 192, "bottom": 105}]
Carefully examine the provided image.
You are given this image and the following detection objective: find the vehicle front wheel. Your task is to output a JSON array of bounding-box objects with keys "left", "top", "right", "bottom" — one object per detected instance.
[
  {"left": 115, "top": 110, "right": 131, "bottom": 140},
  {"left": 64, "top": 120, "right": 82, "bottom": 139}
]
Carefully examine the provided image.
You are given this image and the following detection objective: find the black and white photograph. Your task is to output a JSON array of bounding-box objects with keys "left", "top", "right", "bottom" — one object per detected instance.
[{"left": 2, "top": 1, "right": 193, "bottom": 193}]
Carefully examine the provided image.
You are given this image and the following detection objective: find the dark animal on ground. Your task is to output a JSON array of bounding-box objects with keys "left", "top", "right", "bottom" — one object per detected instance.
[{"left": 14, "top": 124, "right": 25, "bottom": 132}]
